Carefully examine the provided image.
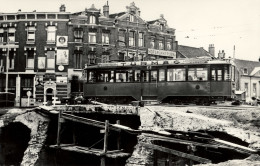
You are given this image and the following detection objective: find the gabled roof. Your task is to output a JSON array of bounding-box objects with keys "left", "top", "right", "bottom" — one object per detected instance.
[
  {"left": 234, "top": 59, "right": 260, "bottom": 75},
  {"left": 178, "top": 45, "right": 214, "bottom": 59}
]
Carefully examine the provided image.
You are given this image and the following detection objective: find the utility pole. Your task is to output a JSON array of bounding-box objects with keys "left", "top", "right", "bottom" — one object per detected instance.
[{"left": 5, "top": 46, "right": 9, "bottom": 93}]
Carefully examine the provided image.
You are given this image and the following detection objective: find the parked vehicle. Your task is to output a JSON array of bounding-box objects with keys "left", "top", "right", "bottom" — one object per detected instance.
[{"left": 83, "top": 58, "right": 236, "bottom": 105}]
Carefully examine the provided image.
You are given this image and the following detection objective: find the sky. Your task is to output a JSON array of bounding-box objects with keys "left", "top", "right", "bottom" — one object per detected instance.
[{"left": 1, "top": 0, "right": 260, "bottom": 61}]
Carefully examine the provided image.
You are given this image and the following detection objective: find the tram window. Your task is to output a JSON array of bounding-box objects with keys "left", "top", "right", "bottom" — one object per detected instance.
[
  {"left": 167, "top": 68, "right": 186, "bottom": 81},
  {"left": 224, "top": 66, "right": 230, "bottom": 81},
  {"left": 97, "top": 72, "right": 110, "bottom": 82},
  {"left": 127, "top": 70, "right": 134, "bottom": 82},
  {"left": 116, "top": 71, "right": 127, "bottom": 82},
  {"left": 142, "top": 71, "right": 149, "bottom": 82},
  {"left": 159, "top": 69, "right": 165, "bottom": 81},
  {"left": 151, "top": 70, "right": 157, "bottom": 82},
  {"left": 217, "top": 69, "right": 223, "bottom": 81},
  {"left": 110, "top": 71, "right": 114, "bottom": 82},
  {"left": 232, "top": 66, "right": 235, "bottom": 81},
  {"left": 188, "top": 68, "right": 208, "bottom": 81},
  {"left": 211, "top": 69, "right": 216, "bottom": 81},
  {"left": 88, "top": 71, "right": 96, "bottom": 83},
  {"left": 135, "top": 70, "right": 141, "bottom": 82}
]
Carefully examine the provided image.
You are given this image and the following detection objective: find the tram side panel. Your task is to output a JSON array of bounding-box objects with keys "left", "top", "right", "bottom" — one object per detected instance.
[
  {"left": 157, "top": 82, "right": 210, "bottom": 101},
  {"left": 84, "top": 83, "right": 142, "bottom": 101},
  {"left": 210, "top": 81, "right": 232, "bottom": 99}
]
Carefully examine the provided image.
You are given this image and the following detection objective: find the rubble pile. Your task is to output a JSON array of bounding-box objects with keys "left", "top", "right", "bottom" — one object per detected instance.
[
  {"left": 130, "top": 106, "right": 260, "bottom": 166},
  {"left": 1, "top": 109, "right": 49, "bottom": 166}
]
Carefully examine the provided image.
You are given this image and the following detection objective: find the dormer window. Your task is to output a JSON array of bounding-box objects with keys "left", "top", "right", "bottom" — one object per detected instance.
[
  {"left": 160, "top": 24, "right": 163, "bottom": 31},
  {"left": 89, "top": 15, "right": 96, "bottom": 24},
  {"left": 159, "top": 40, "right": 164, "bottom": 50},
  {"left": 129, "top": 14, "right": 134, "bottom": 22},
  {"left": 243, "top": 68, "right": 248, "bottom": 75}
]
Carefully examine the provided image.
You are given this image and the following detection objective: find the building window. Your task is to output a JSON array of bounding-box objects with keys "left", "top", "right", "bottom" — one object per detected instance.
[
  {"left": 47, "top": 26, "right": 56, "bottom": 42},
  {"left": 0, "top": 29, "right": 4, "bottom": 43},
  {"left": 245, "top": 83, "right": 248, "bottom": 97},
  {"left": 253, "top": 83, "right": 257, "bottom": 97},
  {"left": 159, "top": 40, "right": 164, "bottom": 50},
  {"left": 88, "top": 54, "right": 95, "bottom": 64},
  {"left": 27, "top": 50, "right": 34, "bottom": 68},
  {"left": 118, "top": 30, "right": 125, "bottom": 45},
  {"left": 167, "top": 41, "right": 172, "bottom": 50},
  {"left": 89, "top": 15, "right": 96, "bottom": 24},
  {"left": 129, "top": 31, "right": 135, "bottom": 46},
  {"left": 88, "top": 32, "right": 96, "bottom": 43},
  {"left": 38, "top": 57, "right": 46, "bottom": 69},
  {"left": 138, "top": 32, "right": 144, "bottom": 47},
  {"left": 102, "top": 33, "right": 109, "bottom": 44},
  {"left": 8, "top": 28, "right": 16, "bottom": 43},
  {"left": 74, "top": 29, "right": 83, "bottom": 43},
  {"left": 129, "top": 14, "right": 134, "bottom": 22},
  {"left": 46, "top": 51, "right": 55, "bottom": 68},
  {"left": 160, "top": 24, "right": 163, "bottom": 31},
  {"left": 243, "top": 68, "right": 248, "bottom": 75},
  {"left": 9, "top": 50, "right": 15, "bottom": 69},
  {"left": 27, "top": 27, "right": 36, "bottom": 43},
  {"left": 75, "top": 52, "right": 82, "bottom": 69},
  {"left": 150, "top": 39, "right": 155, "bottom": 48}
]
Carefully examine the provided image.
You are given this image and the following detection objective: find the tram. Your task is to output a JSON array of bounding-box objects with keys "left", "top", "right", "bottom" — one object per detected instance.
[{"left": 83, "top": 58, "right": 236, "bottom": 105}]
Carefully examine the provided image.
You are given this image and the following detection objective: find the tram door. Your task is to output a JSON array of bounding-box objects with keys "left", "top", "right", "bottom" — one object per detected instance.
[{"left": 141, "top": 70, "right": 158, "bottom": 100}]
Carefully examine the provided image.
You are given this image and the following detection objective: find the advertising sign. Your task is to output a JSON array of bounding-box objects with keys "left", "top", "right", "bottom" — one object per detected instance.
[
  {"left": 56, "top": 36, "right": 68, "bottom": 47},
  {"left": 57, "top": 49, "right": 69, "bottom": 65}
]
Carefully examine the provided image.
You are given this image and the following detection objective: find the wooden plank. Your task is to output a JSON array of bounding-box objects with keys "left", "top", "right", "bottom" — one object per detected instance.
[
  {"left": 61, "top": 113, "right": 140, "bottom": 133},
  {"left": 140, "top": 142, "right": 211, "bottom": 164},
  {"left": 49, "top": 145, "right": 130, "bottom": 158},
  {"left": 143, "top": 133, "right": 220, "bottom": 149}
]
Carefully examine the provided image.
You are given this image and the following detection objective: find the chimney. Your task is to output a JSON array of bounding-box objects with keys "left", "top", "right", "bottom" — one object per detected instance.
[
  {"left": 208, "top": 44, "right": 215, "bottom": 57},
  {"left": 103, "top": 1, "right": 109, "bottom": 18},
  {"left": 218, "top": 50, "right": 225, "bottom": 59},
  {"left": 60, "top": 4, "right": 66, "bottom": 12}
]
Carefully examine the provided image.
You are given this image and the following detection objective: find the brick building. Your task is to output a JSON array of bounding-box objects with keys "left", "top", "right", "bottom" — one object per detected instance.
[{"left": 0, "top": 2, "right": 209, "bottom": 107}]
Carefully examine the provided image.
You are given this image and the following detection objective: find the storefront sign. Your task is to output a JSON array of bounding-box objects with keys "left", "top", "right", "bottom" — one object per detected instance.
[
  {"left": 148, "top": 48, "right": 176, "bottom": 58},
  {"left": 23, "top": 87, "right": 33, "bottom": 91}
]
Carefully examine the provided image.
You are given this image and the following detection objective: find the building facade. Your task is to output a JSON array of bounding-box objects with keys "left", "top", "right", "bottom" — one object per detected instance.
[{"left": 0, "top": 2, "right": 213, "bottom": 107}]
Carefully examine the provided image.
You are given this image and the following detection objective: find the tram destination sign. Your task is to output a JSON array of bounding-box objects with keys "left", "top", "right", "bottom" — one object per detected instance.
[
  {"left": 148, "top": 48, "right": 176, "bottom": 58},
  {"left": 94, "top": 57, "right": 216, "bottom": 68}
]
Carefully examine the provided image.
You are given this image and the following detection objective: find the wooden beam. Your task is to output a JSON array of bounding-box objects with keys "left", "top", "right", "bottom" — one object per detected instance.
[
  {"left": 143, "top": 133, "right": 219, "bottom": 149},
  {"left": 117, "top": 120, "right": 121, "bottom": 150},
  {"left": 56, "top": 109, "right": 62, "bottom": 147},
  {"left": 101, "top": 120, "right": 109, "bottom": 166},
  {"left": 140, "top": 143, "right": 211, "bottom": 164}
]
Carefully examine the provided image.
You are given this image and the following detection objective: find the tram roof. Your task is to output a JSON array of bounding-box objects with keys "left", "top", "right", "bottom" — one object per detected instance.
[{"left": 84, "top": 58, "right": 234, "bottom": 70}]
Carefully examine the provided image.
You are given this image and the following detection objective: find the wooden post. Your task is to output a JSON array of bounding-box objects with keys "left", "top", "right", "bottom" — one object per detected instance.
[
  {"left": 72, "top": 107, "right": 76, "bottom": 145},
  {"left": 56, "top": 109, "right": 62, "bottom": 147},
  {"left": 153, "top": 150, "right": 157, "bottom": 166},
  {"left": 101, "top": 120, "right": 109, "bottom": 166},
  {"left": 168, "top": 154, "right": 173, "bottom": 166},
  {"left": 116, "top": 120, "right": 121, "bottom": 150}
]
